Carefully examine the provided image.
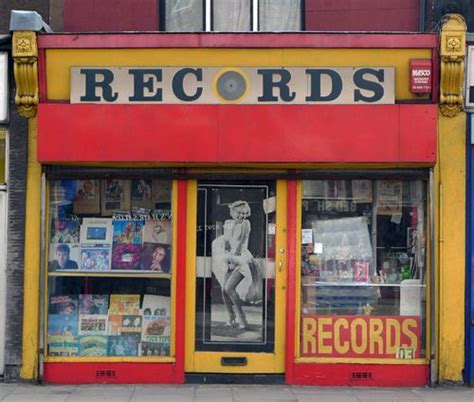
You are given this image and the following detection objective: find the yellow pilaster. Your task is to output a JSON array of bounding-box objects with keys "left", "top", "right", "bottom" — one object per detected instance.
[
  {"left": 437, "top": 14, "right": 467, "bottom": 382},
  {"left": 19, "top": 117, "right": 41, "bottom": 380},
  {"left": 438, "top": 113, "right": 466, "bottom": 382},
  {"left": 12, "top": 31, "right": 41, "bottom": 380}
]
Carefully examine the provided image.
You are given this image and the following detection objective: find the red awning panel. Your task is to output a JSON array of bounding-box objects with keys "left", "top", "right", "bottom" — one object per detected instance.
[{"left": 37, "top": 104, "right": 436, "bottom": 164}]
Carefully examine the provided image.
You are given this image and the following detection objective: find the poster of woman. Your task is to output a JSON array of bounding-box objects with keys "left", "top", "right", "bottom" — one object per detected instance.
[{"left": 195, "top": 183, "right": 274, "bottom": 349}]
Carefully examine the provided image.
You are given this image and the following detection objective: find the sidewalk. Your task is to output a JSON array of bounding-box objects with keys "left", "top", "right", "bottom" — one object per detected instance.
[{"left": 0, "top": 383, "right": 473, "bottom": 402}]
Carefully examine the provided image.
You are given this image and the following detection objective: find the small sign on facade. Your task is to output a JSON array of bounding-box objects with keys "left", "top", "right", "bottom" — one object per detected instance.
[
  {"left": 467, "top": 46, "right": 474, "bottom": 110},
  {"left": 409, "top": 59, "right": 432, "bottom": 94},
  {"left": 0, "top": 53, "right": 7, "bottom": 123}
]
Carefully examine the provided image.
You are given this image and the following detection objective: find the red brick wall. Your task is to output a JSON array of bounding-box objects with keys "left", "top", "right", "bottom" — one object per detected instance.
[
  {"left": 305, "top": 0, "right": 420, "bottom": 31},
  {"left": 63, "top": 0, "right": 159, "bottom": 32}
]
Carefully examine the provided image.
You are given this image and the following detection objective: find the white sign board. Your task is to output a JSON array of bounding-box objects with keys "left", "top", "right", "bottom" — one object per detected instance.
[
  {"left": 466, "top": 46, "right": 474, "bottom": 110},
  {"left": 0, "top": 53, "right": 7, "bottom": 122},
  {"left": 71, "top": 66, "right": 395, "bottom": 105}
]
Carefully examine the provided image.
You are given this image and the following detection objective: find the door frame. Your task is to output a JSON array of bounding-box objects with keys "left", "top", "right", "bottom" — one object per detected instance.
[{"left": 184, "top": 179, "right": 287, "bottom": 373}]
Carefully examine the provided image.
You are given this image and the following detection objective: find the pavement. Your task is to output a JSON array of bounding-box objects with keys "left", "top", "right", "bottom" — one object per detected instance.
[{"left": 0, "top": 383, "right": 473, "bottom": 402}]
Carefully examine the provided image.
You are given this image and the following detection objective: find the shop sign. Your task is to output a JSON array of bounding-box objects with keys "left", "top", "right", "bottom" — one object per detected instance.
[
  {"left": 409, "top": 59, "right": 432, "bottom": 94},
  {"left": 301, "top": 315, "right": 420, "bottom": 359},
  {"left": 0, "top": 53, "right": 7, "bottom": 122},
  {"left": 70, "top": 66, "right": 395, "bottom": 105},
  {"left": 467, "top": 46, "right": 474, "bottom": 110}
]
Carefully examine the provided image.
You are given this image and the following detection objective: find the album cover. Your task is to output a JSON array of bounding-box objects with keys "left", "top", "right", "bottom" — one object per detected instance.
[
  {"left": 80, "top": 218, "right": 113, "bottom": 245},
  {"left": 109, "top": 294, "right": 140, "bottom": 315},
  {"left": 48, "top": 243, "right": 80, "bottom": 271},
  {"left": 108, "top": 334, "right": 140, "bottom": 356},
  {"left": 141, "top": 339, "right": 170, "bottom": 357},
  {"left": 79, "top": 244, "right": 112, "bottom": 271},
  {"left": 79, "top": 294, "right": 109, "bottom": 315},
  {"left": 47, "top": 335, "right": 80, "bottom": 357},
  {"left": 101, "top": 179, "right": 131, "bottom": 216},
  {"left": 112, "top": 220, "right": 144, "bottom": 246},
  {"left": 107, "top": 314, "right": 123, "bottom": 336},
  {"left": 120, "top": 315, "right": 143, "bottom": 334},
  {"left": 50, "top": 218, "right": 80, "bottom": 244},
  {"left": 152, "top": 180, "right": 172, "bottom": 203},
  {"left": 78, "top": 314, "right": 108, "bottom": 336},
  {"left": 141, "top": 243, "right": 171, "bottom": 273},
  {"left": 73, "top": 180, "right": 101, "bottom": 214},
  {"left": 131, "top": 179, "right": 154, "bottom": 210},
  {"left": 49, "top": 295, "right": 79, "bottom": 314},
  {"left": 142, "top": 295, "right": 170, "bottom": 319},
  {"left": 47, "top": 313, "right": 79, "bottom": 337},
  {"left": 78, "top": 335, "right": 108, "bottom": 357},
  {"left": 143, "top": 220, "right": 171, "bottom": 245}
]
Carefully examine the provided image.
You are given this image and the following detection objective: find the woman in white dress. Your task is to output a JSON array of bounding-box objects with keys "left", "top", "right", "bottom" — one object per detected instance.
[{"left": 212, "top": 200, "right": 254, "bottom": 330}]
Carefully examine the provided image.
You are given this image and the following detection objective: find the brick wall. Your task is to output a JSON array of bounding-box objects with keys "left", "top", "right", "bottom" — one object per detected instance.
[{"left": 4, "top": 106, "right": 27, "bottom": 380}]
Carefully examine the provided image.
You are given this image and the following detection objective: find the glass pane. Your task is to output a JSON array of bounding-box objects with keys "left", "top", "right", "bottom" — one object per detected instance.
[
  {"left": 165, "top": 0, "right": 203, "bottom": 32},
  {"left": 259, "top": 0, "right": 301, "bottom": 31},
  {"left": 0, "top": 130, "right": 5, "bottom": 184},
  {"left": 47, "top": 277, "right": 171, "bottom": 357},
  {"left": 300, "top": 179, "right": 427, "bottom": 360},
  {"left": 213, "top": 0, "right": 251, "bottom": 31},
  {"left": 47, "top": 178, "right": 173, "bottom": 358},
  {"left": 195, "top": 181, "right": 276, "bottom": 352}
]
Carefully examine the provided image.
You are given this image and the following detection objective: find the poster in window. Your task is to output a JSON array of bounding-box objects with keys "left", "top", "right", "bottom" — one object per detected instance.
[
  {"left": 196, "top": 184, "right": 275, "bottom": 352},
  {"left": 101, "top": 179, "right": 131, "bottom": 216},
  {"left": 351, "top": 180, "right": 373, "bottom": 203},
  {"left": 73, "top": 180, "right": 101, "bottom": 214},
  {"left": 376, "top": 180, "right": 403, "bottom": 215},
  {"left": 131, "top": 179, "right": 154, "bottom": 209}
]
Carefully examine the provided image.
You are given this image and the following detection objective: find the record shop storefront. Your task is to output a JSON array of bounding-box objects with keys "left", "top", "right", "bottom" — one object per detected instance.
[{"left": 13, "top": 30, "right": 462, "bottom": 386}]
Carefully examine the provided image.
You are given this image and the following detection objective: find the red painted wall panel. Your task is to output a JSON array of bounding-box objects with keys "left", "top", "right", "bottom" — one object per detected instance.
[
  {"left": 305, "top": 0, "right": 419, "bottom": 32},
  {"left": 37, "top": 104, "right": 437, "bottom": 164},
  {"left": 44, "top": 362, "right": 179, "bottom": 384},
  {"left": 292, "top": 363, "right": 429, "bottom": 386},
  {"left": 63, "top": 0, "right": 159, "bottom": 32}
]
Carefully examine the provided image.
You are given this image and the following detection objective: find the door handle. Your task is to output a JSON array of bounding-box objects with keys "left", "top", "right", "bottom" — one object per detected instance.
[{"left": 278, "top": 260, "right": 283, "bottom": 272}]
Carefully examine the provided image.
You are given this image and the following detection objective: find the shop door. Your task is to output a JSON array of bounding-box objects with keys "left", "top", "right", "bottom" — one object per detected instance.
[{"left": 185, "top": 180, "right": 286, "bottom": 374}]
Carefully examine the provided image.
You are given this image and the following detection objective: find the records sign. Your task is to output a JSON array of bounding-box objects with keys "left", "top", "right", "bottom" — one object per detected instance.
[
  {"left": 71, "top": 66, "right": 395, "bottom": 105},
  {"left": 467, "top": 46, "right": 474, "bottom": 110}
]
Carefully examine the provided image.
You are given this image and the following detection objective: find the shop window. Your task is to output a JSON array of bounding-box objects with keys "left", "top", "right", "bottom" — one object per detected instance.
[
  {"left": 46, "top": 178, "right": 173, "bottom": 358},
  {"left": 300, "top": 179, "right": 427, "bottom": 360},
  {"left": 0, "top": 130, "right": 5, "bottom": 184},
  {"left": 258, "top": 0, "right": 302, "bottom": 31},
  {"left": 162, "top": 0, "right": 302, "bottom": 32}
]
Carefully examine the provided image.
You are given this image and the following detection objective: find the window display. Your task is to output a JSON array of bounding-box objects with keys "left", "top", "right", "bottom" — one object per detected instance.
[
  {"left": 46, "top": 178, "right": 173, "bottom": 358},
  {"left": 300, "top": 179, "right": 427, "bottom": 360}
]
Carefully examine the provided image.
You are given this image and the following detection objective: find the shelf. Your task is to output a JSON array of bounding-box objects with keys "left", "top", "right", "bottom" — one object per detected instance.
[
  {"left": 48, "top": 271, "right": 171, "bottom": 279},
  {"left": 303, "top": 281, "right": 426, "bottom": 288}
]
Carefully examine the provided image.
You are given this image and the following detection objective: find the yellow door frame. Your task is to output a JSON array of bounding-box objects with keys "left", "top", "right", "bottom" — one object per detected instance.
[{"left": 185, "top": 179, "right": 287, "bottom": 373}]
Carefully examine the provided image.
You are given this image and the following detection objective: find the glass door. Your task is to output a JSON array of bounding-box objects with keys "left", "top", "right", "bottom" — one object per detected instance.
[{"left": 185, "top": 180, "right": 286, "bottom": 373}]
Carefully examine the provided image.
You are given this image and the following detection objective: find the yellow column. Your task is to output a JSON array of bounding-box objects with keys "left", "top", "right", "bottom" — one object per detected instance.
[
  {"left": 20, "top": 117, "right": 41, "bottom": 380},
  {"left": 438, "top": 113, "right": 466, "bottom": 381},
  {"left": 437, "top": 14, "right": 467, "bottom": 382},
  {"left": 12, "top": 31, "right": 41, "bottom": 380}
]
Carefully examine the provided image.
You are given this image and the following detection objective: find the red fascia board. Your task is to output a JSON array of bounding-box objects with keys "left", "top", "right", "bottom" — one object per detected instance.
[
  {"left": 37, "top": 103, "right": 437, "bottom": 164},
  {"left": 37, "top": 32, "right": 438, "bottom": 49}
]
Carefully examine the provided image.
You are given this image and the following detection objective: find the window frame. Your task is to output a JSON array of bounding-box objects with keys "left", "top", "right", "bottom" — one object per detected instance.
[
  {"left": 294, "top": 172, "right": 432, "bottom": 364},
  {"left": 42, "top": 175, "right": 178, "bottom": 362},
  {"left": 160, "top": 0, "right": 305, "bottom": 32}
]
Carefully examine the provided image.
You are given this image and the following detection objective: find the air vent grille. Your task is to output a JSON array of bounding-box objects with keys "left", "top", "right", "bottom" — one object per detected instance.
[
  {"left": 96, "top": 370, "right": 117, "bottom": 379},
  {"left": 351, "top": 371, "right": 373, "bottom": 380}
]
